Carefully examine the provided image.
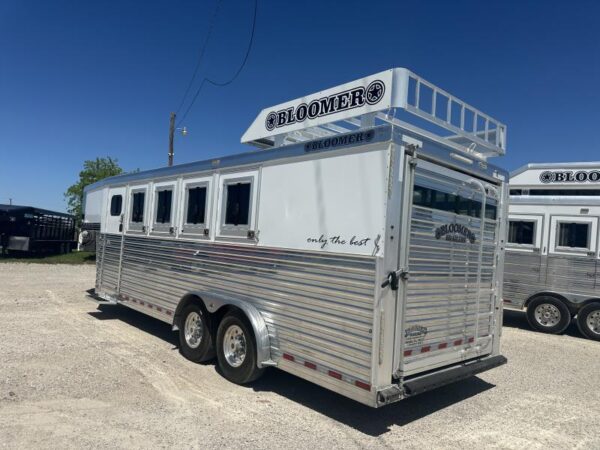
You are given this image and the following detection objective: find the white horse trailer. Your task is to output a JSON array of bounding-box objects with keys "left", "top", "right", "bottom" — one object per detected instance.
[
  {"left": 504, "top": 162, "right": 600, "bottom": 340},
  {"left": 83, "top": 68, "right": 508, "bottom": 407}
]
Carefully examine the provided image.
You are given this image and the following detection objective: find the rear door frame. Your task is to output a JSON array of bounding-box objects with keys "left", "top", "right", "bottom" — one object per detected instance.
[{"left": 393, "top": 155, "right": 503, "bottom": 377}]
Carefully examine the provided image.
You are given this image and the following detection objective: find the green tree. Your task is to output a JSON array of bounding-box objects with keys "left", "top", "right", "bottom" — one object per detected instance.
[{"left": 65, "top": 157, "right": 123, "bottom": 224}]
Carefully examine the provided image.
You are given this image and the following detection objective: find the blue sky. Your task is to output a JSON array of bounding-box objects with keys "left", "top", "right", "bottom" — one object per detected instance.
[{"left": 1, "top": 0, "right": 599, "bottom": 212}]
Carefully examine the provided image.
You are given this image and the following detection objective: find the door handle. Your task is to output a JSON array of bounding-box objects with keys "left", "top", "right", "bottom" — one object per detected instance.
[{"left": 381, "top": 269, "right": 409, "bottom": 290}]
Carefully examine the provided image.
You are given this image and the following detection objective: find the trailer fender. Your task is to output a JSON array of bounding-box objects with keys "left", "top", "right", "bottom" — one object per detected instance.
[{"left": 173, "top": 291, "right": 275, "bottom": 368}]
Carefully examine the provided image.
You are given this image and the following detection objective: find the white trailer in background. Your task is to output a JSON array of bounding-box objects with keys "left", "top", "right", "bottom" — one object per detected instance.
[
  {"left": 83, "top": 68, "right": 508, "bottom": 407},
  {"left": 504, "top": 162, "right": 600, "bottom": 340}
]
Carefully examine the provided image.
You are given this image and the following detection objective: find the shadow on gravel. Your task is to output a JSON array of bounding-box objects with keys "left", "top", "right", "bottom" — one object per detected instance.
[
  {"left": 251, "top": 371, "right": 494, "bottom": 436},
  {"left": 88, "top": 303, "right": 178, "bottom": 347},
  {"left": 502, "top": 309, "right": 584, "bottom": 340},
  {"left": 89, "top": 301, "right": 495, "bottom": 436}
]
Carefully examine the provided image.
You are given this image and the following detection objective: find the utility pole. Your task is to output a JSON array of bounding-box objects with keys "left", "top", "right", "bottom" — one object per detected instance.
[{"left": 168, "top": 112, "right": 176, "bottom": 167}]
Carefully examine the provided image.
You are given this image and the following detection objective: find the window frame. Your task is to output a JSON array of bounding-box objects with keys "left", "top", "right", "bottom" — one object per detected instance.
[
  {"left": 549, "top": 215, "right": 598, "bottom": 257},
  {"left": 181, "top": 178, "right": 211, "bottom": 238},
  {"left": 110, "top": 194, "right": 123, "bottom": 216},
  {"left": 506, "top": 214, "right": 544, "bottom": 253},
  {"left": 218, "top": 173, "right": 257, "bottom": 239},
  {"left": 152, "top": 181, "right": 177, "bottom": 234},
  {"left": 127, "top": 186, "right": 147, "bottom": 233},
  {"left": 507, "top": 220, "right": 536, "bottom": 246}
]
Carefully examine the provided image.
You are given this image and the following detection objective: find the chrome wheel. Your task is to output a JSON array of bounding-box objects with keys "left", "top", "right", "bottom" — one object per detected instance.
[
  {"left": 586, "top": 310, "right": 600, "bottom": 335},
  {"left": 184, "top": 312, "right": 204, "bottom": 349},
  {"left": 222, "top": 324, "right": 246, "bottom": 368},
  {"left": 534, "top": 303, "right": 561, "bottom": 327}
]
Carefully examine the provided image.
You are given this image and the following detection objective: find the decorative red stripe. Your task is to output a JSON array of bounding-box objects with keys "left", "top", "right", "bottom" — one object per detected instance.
[
  {"left": 421, "top": 345, "right": 431, "bottom": 353},
  {"left": 304, "top": 361, "right": 317, "bottom": 370},
  {"left": 166, "top": 310, "right": 172, "bottom": 316},
  {"left": 282, "top": 353, "right": 295, "bottom": 361},
  {"left": 438, "top": 342, "right": 448, "bottom": 349},
  {"left": 454, "top": 339, "right": 463, "bottom": 346},
  {"left": 404, "top": 349, "right": 413, "bottom": 357},
  {"left": 328, "top": 370, "right": 342, "bottom": 380},
  {"left": 355, "top": 380, "right": 371, "bottom": 391},
  {"left": 468, "top": 337, "right": 475, "bottom": 343}
]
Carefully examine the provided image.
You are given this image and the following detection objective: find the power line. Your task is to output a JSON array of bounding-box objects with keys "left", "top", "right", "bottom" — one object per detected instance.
[
  {"left": 175, "top": 0, "right": 223, "bottom": 116},
  {"left": 176, "top": 0, "right": 258, "bottom": 127}
]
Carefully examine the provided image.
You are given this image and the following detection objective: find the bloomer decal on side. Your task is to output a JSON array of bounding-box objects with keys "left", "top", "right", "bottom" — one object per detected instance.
[
  {"left": 304, "top": 130, "right": 375, "bottom": 153},
  {"left": 435, "top": 224, "right": 476, "bottom": 244}
]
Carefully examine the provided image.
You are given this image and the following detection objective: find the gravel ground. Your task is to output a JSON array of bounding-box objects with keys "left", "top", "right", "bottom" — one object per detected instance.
[{"left": 0, "top": 263, "right": 598, "bottom": 449}]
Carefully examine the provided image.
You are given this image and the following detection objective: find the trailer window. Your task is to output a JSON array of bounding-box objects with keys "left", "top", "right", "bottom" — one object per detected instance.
[
  {"left": 557, "top": 222, "right": 589, "bottom": 249},
  {"left": 131, "top": 192, "right": 145, "bottom": 223},
  {"left": 155, "top": 190, "right": 172, "bottom": 224},
  {"left": 413, "top": 185, "right": 497, "bottom": 220},
  {"left": 110, "top": 195, "right": 122, "bottom": 216},
  {"left": 186, "top": 186, "right": 207, "bottom": 224},
  {"left": 224, "top": 182, "right": 251, "bottom": 226},
  {"left": 508, "top": 220, "right": 535, "bottom": 245}
]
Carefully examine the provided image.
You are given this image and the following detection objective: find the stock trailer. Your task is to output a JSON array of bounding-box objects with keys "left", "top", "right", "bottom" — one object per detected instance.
[{"left": 83, "top": 68, "right": 508, "bottom": 407}]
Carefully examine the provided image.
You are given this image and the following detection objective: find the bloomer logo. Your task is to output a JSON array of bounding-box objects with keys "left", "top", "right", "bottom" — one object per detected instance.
[
  {"left": 539, "top": 170, "right": 600, "bottom": 183},
  {"left": 265, "top": 80, "right": 385, "bottom": 131},
  {"left": 435, "top": 223, "right": 476, "bottom": 244}
]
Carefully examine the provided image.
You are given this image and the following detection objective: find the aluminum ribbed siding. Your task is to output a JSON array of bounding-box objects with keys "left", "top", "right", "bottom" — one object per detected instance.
[
  {"left": 96, "top": 234, "right": 377, "bottom": 386},
  {"left": 504, "top": 252, "right": 600, "bottom": 307}
]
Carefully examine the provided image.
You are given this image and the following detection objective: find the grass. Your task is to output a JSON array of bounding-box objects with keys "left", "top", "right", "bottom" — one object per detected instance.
[{"left": 0, "top": 251, "right": 96, "bottom": 264}]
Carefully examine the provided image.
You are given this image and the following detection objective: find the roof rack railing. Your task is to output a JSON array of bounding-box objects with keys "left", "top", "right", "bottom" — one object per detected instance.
[{"left": 241, "top": 68, "right": 506, "bottom": 160}]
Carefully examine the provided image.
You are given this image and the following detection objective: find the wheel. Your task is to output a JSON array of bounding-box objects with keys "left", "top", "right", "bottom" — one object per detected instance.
[
  {"left": 216, "top": 313, "right": 265, "bottom": 384},
  {"left": 576, "top": 302, "right": 600, "bottom": 341},
  {"left": 526, "top": 296, "right": 571, "bottom": 334},
  {"left": 178, "top": 303, "right": 215, "bottom": 362}
]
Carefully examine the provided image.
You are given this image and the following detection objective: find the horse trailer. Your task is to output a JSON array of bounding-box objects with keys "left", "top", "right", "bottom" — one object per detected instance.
[
  {"left": 83, "top": 68, "right": 508, "bottom": 407},
  {"left": 0, "top": 204, "right": 76, "bottom": 255},
  {"left": 504, "top": 162, "right": 600, "bottom": 340}
]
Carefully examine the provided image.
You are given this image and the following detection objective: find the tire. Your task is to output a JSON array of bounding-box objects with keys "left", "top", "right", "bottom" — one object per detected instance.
[
  {"left": 526, "top": 296, "right": 571, "bottom": 334},
  {"left": 216, "top": 312, "right": 265, "bottom": 384},
  {"left": 178, "top": 303, "right": 215, "bottom": 363},
  {"left": 576, "top": 302, "right": 600, "bottom": 341}
]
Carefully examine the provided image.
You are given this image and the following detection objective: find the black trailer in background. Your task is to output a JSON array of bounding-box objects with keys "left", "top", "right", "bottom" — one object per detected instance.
[{"left": 0, "top": 205, "right": 76, "bottom": 254}]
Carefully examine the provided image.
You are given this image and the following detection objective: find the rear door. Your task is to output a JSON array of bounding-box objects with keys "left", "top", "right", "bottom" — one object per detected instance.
[{"left": 397, "top": 159, "right": 502, "bottom": 376}]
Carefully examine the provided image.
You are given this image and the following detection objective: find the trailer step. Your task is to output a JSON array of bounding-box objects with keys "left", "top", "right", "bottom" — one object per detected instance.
[
  {"left": 86, "top": 289, "right": 118, "bottom": 305},
  {"left": 402, "top": 355, "right": 507, "bottom": 397}
]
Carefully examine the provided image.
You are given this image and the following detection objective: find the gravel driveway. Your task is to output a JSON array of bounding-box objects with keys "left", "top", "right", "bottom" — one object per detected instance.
[{"left": 0, "top": 263, "right": 598, "bottom": 449}]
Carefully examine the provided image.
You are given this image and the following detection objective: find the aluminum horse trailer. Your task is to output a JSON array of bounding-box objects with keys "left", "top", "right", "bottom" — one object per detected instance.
[
  {"left": 83, "top": 68, "right": 508, "bottom": 407},
  {"left": 504, "top": 162, "right": 600, "bottom": 340}
]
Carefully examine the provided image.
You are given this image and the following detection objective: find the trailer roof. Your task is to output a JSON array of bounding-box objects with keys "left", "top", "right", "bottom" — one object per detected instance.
[
  {"left": 510, "top": 161, "right": 600, "bottom": 178},
  {"left": 84, "top": 125, "right": 508, "bottom": 193},
  {"left": 0, "top": 204, "right": 73, "bottom": 218}
]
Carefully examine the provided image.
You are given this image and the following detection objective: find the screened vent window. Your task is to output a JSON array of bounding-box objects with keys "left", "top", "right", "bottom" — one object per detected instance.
[
  {"left": 186, "top": 186, "right": 207, "bottom": 224},
  {"left": 110, "top": 195, "right": 122, "bottom": 216},
  {"left": 413, "top": 185, "right": 497, "bottom": 220},
  {"left": 557, "top": 222, "right": 589, "bottom": 249},
  {"left": 155, "top": 190, "right": 172, "bottom": 224},
  {"left": 508, "top": 220, "right": 535, "bottom": 245},
  {"left": 131, "top": 192, "right": 145, "bottom": 223},
  {"left": 225, "top": 182, "right": 251, "bottom": 226}
]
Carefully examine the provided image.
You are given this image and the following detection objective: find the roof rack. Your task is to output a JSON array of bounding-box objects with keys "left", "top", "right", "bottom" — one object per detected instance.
[{"left": 241, "top": 68, "right": 506, "bottom": 160}]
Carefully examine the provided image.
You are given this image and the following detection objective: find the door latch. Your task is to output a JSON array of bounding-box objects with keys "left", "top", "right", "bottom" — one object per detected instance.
[{"left": 381, "top": 269, "right": 409, "bottom": 290}]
